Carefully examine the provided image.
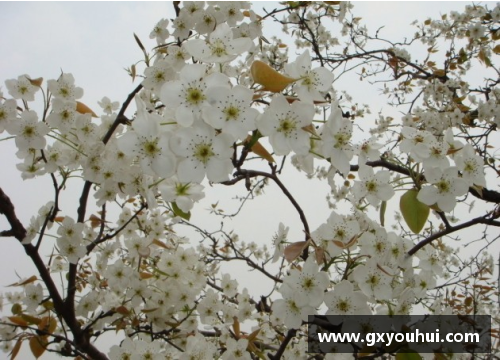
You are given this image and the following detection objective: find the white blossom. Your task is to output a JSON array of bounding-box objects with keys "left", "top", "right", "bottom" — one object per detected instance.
[{"left": 257, "top": 94, "right": 314, "bottom": 156}]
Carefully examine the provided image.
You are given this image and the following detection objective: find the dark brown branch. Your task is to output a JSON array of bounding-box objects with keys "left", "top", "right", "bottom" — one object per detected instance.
[
  {"left": 268, "top": 328, "right": 296, "bottom": 359},
  {"left": 351, "top": 159, "right": 500, "bottom": 204},
  {"left": 0, "top": 187, "right": 27, "bottom": 242},
  {"left": 0, "top": 187, "right": 107, "bottom": 359},
  {"left": 408, "top": 213, "right": 500, "bottom": 256},
  {"left": 70, "top": 84, "right": 143, "bottom": 335},
  {"left": 87, "top": 203, "right": 146, "bottom": 254},
  {"left": 222, "top": 168, "right": 311, "bottom": 241}
]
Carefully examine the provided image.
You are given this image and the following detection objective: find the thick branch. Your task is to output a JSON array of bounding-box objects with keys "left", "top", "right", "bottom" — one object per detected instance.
[
  {"left": 268, "top": 328, "right": 296, "bottom": 359},
  {"left": 0, "top": 188, "right": 27, "bottom": 241}
]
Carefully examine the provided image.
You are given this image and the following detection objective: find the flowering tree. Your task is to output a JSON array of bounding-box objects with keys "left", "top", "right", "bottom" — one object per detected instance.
[{"left": 1, "top": 1, "right": 500, "bottom": 359}]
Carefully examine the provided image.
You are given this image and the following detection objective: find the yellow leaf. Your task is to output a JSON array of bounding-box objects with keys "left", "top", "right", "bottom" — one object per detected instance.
[
  {"left": 433, "top": 69, "right": 446, "bottom": 77},
  {"left": 89, "top": 214, "right": 102, "bottom": 229},
  {"left": 455, "top": 103, "right": 470, "bottom": 112},
  {"left": 247, "top": 328, "right": 261, "bottom": 342},
  {"left": 245, "top": 136, "right": 275, "bottom": 163},
  {"left": 380, "top": 200, "right": 386, "bottom": 226},
  {"left": 38, "top": 316, "right": 57, "bottom": 334},
  {"left": 152, "top": 239, "right": 170, "bottom": 249},
  {"left": 251, "top": 140, "right": 275, "bottom": 163},
  {"left": 493, "top": 45, "right": 500, "bottom": 54},
  {"left": 139, "top": 272, "right": 154, "bottom": 279},
  {"left": 29, "top": 336, "right": 47, "bottom": 359},
  {"left": 20, "top": 314, "right": 41, "bottom": 325},
  {"left": 131, "top": 64, "right": 136, "bottom": 82},
  {"left": 250, "top": 60, "right": 296, "bottom": 92},
  {"left": 8, "top": 316, "right": 28, "bottom": 327},
  {"left": 141, "top": 307, "right": 159, "bottom": 313},
  {"left": 284, "top": 240, "right": 309, "bottom": 263},
  {"left": 7, "top": 275, "right": 37, "bottom": 287},
  {"left": 76, "top": 101, "right": 98, "bottom": 118},
  {"left": 233, "top": 317, "right": 240, "bottom": 338},
  {"left": 116, "top": 306, "right": 129, "bottom": 315},
  {"left": 400, "top": 189, "right": 429, "bottom": 234},
  {"left": 9, "top": 338, "right": 23, "bottom": 360}
]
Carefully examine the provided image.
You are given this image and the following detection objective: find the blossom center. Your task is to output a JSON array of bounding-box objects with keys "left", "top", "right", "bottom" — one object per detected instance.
[
  {"left": 143, "top": 140, "right": 160, "bottom": 156},
  {"left": 154, "top": 71, "right": 165, "bottom": 82},
  {"left": 175, "top": 183, "right": 190, "bottom": 196},
  {"left": 211, "top": 40, "right": 227, "bottom": 57},
  {"left": 23, "top": 126, "right": 35, "bottom": 137},
  {"left": 203, "top": 15, "right": 214, "bottom": 27},
  {"left": 59, "top": 87, "right": 69, "bottom": 97},
  {"left": 302, "top": 277, "right": 314, "bottom": 290},
  {"left": 334, "top": 133, "right": 350, "bottom": 147},
  {"left": 277, "top": 118, "right": 297, "bottom": 136},
  {"left": 368, "top": 274, "right": 379, "bottom": 286},
  {"left": 224, "top": 105, "right": 240, "bottom": 121},
  {"left": 365, "top": 180, "right": 377, "bottom": 192},
  {"left": 337, "top": 299, "right": 350, "bottom": 312},
  {"left": 194, "top": 143, "right": 214, "bottom": 163},
  {"left": 186, "top": 87, "right": 205, "bottom": 105},
  {"left": 436, "top": 179, "right": 450, "bottom": 193},
  {"left": 287, "top": 299, "right": 300, "bottom": 313},
  {"left": 464, "top": 161, "right": 476, "bottom": 173},
  {"left": 334, "top": 228, "right": 345, "bottom": 239}
]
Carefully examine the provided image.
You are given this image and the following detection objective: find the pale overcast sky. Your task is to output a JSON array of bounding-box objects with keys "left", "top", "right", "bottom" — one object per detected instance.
[{"left": 0, "top": 1, "right": 492, "bottom": 358}]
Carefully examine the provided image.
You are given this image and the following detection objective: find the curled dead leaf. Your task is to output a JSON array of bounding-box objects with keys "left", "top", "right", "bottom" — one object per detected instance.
[
  {"left": 314, "top": 247, "right": 326, "bottom": 265},
  {"left": 284, "top": 240, "right": 309, "bottom": 263},
  {"left": 27, "top": 77, "right": 43, "bottom": 87},
  {"left": 301, "top": 124, "right": 319, "bottom": 137}
]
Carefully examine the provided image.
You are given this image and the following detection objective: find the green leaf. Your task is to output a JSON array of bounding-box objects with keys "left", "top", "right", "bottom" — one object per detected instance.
[
  {"left": 379, "top": 201, "right": 386, "bottom": 227},
  {"left": 172, "top": 202, "right": 191, "bottom": 221},
  {"left": 400, "top": 189, "right": 429, "bottom": 234},
  {"left": 396, "top": 349, "right": 422, "bottom": 360}
]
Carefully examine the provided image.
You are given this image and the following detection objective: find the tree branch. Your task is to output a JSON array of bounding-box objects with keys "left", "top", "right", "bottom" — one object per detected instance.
[
  {"left": 351, "top": 159, "right": 500, "bottom": 204},
  {"left": 268, "top": 328, "right": 296, "bottom": 359},
  {"left": 408, "top": 212, "right": 500, "bottom": 256},
  {"left": 222, "top": 168, "right": 311, "bottom": 242},
  {"left": 0, "top": 187, "right": 108, "bottom": 359},
  {"left": 0, "top": 187, "right": 27, "bottom": 242}
]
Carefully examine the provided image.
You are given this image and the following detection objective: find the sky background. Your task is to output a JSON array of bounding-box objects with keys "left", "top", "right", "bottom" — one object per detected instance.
[{"left": 0, "top": 1, "right": 495, "bottom": 359}]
